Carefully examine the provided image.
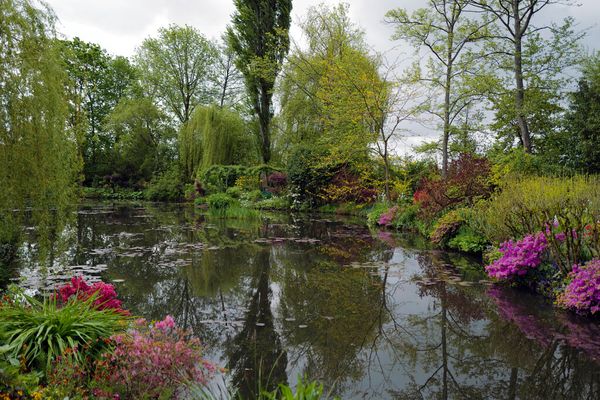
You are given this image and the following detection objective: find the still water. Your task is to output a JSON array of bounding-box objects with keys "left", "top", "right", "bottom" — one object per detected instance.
[{"left": 7, "top": 202, "right": 600, "bottom": 399}]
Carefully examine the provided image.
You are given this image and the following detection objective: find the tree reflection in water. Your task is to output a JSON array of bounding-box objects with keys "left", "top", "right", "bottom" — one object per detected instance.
[{"left": 7, "top": 203, "right": 600, "bottom": 399}]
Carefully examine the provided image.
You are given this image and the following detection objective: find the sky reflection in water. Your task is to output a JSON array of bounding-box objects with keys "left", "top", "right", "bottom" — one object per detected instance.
[{"left": 9, "top": 203, "right": 600, "bottom": 399}]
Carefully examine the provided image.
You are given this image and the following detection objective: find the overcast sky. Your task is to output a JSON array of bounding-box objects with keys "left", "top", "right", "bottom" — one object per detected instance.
[
  {"left": 43, "top": 0, "right": 600, "bottom": 154},
  {"left": 45, "top": 0, "right": 599, "bottom": 58}
]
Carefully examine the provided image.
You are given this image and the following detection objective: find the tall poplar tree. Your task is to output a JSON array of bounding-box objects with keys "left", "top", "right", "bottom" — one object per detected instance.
[{"left": 226, "top": 0, "right": 292, "bottom": 164}]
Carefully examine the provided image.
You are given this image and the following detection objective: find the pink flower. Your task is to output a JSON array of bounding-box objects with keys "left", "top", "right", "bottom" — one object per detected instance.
[
  {"left": 485, "top": 232, "right": 547, "bottom": 280},
  {"left": 557, "top": 259, "right": 600, "bottom": 314},
  {"left": 55, "top": 276, "right": 129, "bottom": 315}
]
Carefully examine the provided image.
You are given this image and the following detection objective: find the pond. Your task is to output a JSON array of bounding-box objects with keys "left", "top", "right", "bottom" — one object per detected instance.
[{"left": 6, "top": 202, "right": 600, "bottom": 399}]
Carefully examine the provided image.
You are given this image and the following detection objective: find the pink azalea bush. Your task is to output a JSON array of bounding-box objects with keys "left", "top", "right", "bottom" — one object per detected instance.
[
  {"left": 378, "top": 206, "right": 399, "bottom": 226},
  {"left": 57, "top": 276, "right": 127, "bottom": 314},
  {"left": 557, "top": 259, "right": 600, "bottom": 314},
  {"left": 485, "top": 232, "right": 548, "bottom": 280},
  {"left": 92, "top": 316, "right": 216, "bottom": 399}
]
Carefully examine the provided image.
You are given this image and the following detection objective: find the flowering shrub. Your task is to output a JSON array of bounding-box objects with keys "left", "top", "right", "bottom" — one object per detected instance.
[
  {"left": 378, "top": 206, "right": 398, "bottom": 226},
  {"left": 485, "top": 232, "right": 548, "bottom": 280},
  {"left": 557, "top": 259, "right": 600, "bottom": 314},
  {"left": 92, "top": 316, "right": 216, "bottom": 399},
  {"left": 56, "top": 277, "right": 126, "bottom": 314},
  {"left": 472, "top": 175, "right": 600, "bottom": 273}
]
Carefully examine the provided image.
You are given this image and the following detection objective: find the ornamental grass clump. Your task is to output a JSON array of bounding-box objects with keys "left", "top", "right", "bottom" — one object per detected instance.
[
  {"left": 557, "top": 259, "right": 600, "bottom": 314},
  {"left": 485, "top": 232, "right": 548, "bottom": 280},
  {"left": 0, "top": 293, "right": 126, "bottom": 373},
  {"left": 92, "top": 316, "right": 216, "bottom": 399}
]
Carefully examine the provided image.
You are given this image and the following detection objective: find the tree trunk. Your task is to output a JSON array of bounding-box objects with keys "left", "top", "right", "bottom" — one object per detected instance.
[
  {"left": 383, "top": 146, "right": 391, "bottom": 204},
  {"left": 258, "top": 85, "right": 271, "bottom": 164},
  {"left": 513, "top": 2, "right": 531, "bottom": 152},
  {"left": 442, "top": 45, "right": 454, "bottom": 178}
]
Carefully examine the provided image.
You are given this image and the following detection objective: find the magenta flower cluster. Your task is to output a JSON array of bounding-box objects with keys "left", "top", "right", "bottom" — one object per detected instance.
[
  {"left": 557, "top": 259, "right": 600, "bottom": 314},
  {"left": 485, "top": 232, "right": 548, "bottom": 280},
  {"left": 378, "top": 206, "right": 399, "bottom": 226},
  {"left": 93, "top": 316, "right": 216, "bottom": 398},
  {"left": 57, "top": 276, "right": 127, "bottom": 314}
]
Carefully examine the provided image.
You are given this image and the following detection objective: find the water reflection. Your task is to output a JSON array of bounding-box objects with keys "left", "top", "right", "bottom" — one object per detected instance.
[{"left": 7, "top": 203, "right": 600, "bottom": 399}]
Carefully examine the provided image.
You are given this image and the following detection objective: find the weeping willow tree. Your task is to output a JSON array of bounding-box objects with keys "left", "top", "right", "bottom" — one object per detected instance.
[
  {"left": 0, "top": 0, "right": 80, "bottom": 278},
  {"left": 179, "top": 105, "right": 257, "bottom": 179}
]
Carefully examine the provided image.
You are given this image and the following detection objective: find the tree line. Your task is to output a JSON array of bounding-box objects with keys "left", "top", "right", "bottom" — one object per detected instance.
[{"left": 1, "top": 0, "right": 599, "bottom": 209}]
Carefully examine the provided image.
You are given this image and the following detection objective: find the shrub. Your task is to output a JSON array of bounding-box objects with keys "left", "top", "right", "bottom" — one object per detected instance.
[
  {"left": 447, "top": 226, "right": 488, "bottom": 253},
  {"left": 488, "top": 147, "right": 560, "bottom": 185},
  {"left": 254, "top": 197, "right": 289, "bottom": 210},
  {"left": 378, "top": 206, "right": 399, "bottom": 227},
  {"left": 205, "top": 193, "right": 236, "bottom": 210},
  {"left": 557, "top": 259, "right": 600, "bottom": 314},
  {"left": 235, "top": 174, "right": 261, "bottom": 192},
  {"left": 320, "top": 165, "right": 379, "bottom": 205},
  {"left": 201, "top": 165, "right": 250, "bottom": 193},
  {"left": 56, "top": 277, "right": 127, "bottom": 314},
  {"left": 393, "top": 204, "right": 420, "bottom": 231},
  {"left": 414, "top": 153, "right": 493, "bottom": 218},
  {"left": 242, "top": 189, "right": 264, "bottom": 203},
  {"left": 485, "top": 232, "right": 548, "bottom": 281},
  {"left": 430, "top": 210, "right": 464, "bottom": 246},
  {"left": 288, "top": 146, "right": 332, "bottom": 208},
  {"left": 267, "top": 172, "right": 287, "bottom": 188},
  {"left": 226, "top": 186, "right": 243, "bottom": 199},
  {"left": 472, "top": 175, "right": 600, "bottom": 273},
  {"left": 366, "top": 203, "right": 388, "bottom": 226},
  {"left": 92, "top": 316, "right": 215, "bottom": 399},
  {"left": 145, "top": 165, "right": 184, "bottom": 202},
  {"left": 0, "top": 293, "right": 126, "bottom": 373}
]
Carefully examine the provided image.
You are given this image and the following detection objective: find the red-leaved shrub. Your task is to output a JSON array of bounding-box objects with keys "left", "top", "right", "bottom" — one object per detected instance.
[{"left": 414, "top": 153, "right": 492, "bottom": 218}]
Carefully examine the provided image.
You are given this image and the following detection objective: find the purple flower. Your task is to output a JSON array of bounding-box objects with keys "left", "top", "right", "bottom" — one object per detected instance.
[
  {"left": 557, "top": 258, "right": 600, "bottom": 314},
  {"left": 485, "top": 232, "right": 547, "bottom": 280}
]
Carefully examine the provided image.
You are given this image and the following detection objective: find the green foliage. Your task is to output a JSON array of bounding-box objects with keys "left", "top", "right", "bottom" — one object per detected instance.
[
  {"left": 242, "top": 190, "right": 264, "bottom": 203},
  {"left": 201, "top": 165, "right": 252, "bottom": 194},
  {"left": 263, "top": 377, "right": 332, "bottom": 400},
  {"left": 254, "top": 197, "right": 289, "bottom": 210},
  {"left": 226, "top": 186, "right": 244, "bottom": 199},
  {"left": 546, "top": 53, "right": 600, "bottom": 173},
  {"left": 278, "top": 4, "right": 383, "bottom": 166},
  {"left": 430, "top": 209, "right": 465, "bottom": 247},
  {"left": 58, "top": 37, "right": 136, "bottom": 185},
  {"left": 0, "top": 0, "right": 80, "bottom": 209},
  {"left": 0, "top": 292, "right": 126, "bottom": 374},
  {"left": 205, "top": 193, "right": 236, "bottom": 210},
  {"left": 0, "top": 346, "right": 42, "bottom": 394},
  {"left": 366, "top": 203, "right": 389, "bottom": 226},
  {"left": 393, "top": 204, "right": 420, "bottom": 231},
  {"left": 135, "top": 24, "right": 220, "bottom": 124},
  {"left": 488, "top": 147, "right": 561, "bottom": 185},
  {"left": 107, "top": 97, "right": 176, "bottom": 186},
  {"left": 227, "top": 0, "right": 292, "bottom": 163},
  {"left": 144, "top": 165, "right": 185, "bottom": 202},
  {"left": 447, "top": 226, "right": 488, "bottom": 253},
  {"left": 180, "top": 106, "right": 257, "bottom": 180}
]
